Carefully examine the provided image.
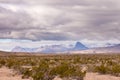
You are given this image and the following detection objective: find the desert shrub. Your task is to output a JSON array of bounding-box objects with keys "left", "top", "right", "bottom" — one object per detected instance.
[
  {"left": 95, "top": 64, "right": 110, "bottom": 74},
  {"left": 111, "top": 64, "right": 120, "bottom": 76},
  {"left": 21, "top": 68, "right": 32, "bottom": 79},
  {"left": 0, "top": 64, "right": 2, "bottom": 68},
  {"left": 73, "top": 57, "right": 80, "bottom": 64},
  {"left": 32, "top": 71, "right": 44, "bottom": 80},
  {"left": 0, "top": 59, "right": 6, "bottom": 66},
  {"left": 31, "top": 61, "right": 53, "bottom": 80},
  {"left": 6, "top": 60, "right": 15, "bottom": 68},
  {"left": 107, "top": 60, "right": 117, "bottom": 66},
  {"left": 50, "top": 63, "right": 70, "bottom": 77},
  {"left": 50, "top": 63, "right": 85, "bottom": 80}
]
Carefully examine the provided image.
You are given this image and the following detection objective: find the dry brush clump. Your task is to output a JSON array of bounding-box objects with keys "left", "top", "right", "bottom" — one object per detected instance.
[{"left": 94, "top": 56, "right": 120, "bottom": 76}]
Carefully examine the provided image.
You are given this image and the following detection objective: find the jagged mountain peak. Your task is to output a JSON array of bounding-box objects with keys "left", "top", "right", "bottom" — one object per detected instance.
[{"left": 73, "top": 42, "right": 88, "bottom": 50}]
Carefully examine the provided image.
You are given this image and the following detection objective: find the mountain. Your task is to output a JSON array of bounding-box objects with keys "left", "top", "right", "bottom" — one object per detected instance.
[
  {"left": 71, "top": 44, "right": 120, "bottom": 54},
  {"left": 36, "top": 45, "right": 68, "bottom": 53},
  {"left": 12, "top": 42, "right": 120, "bottom": 54},
  {"left": 11, "top": 42, "right": 89, "bottom": 53},
  {"left": 95, "top": 44, "right": 120, "bottom": 53},
  {"left": 12, "top": 45, "right": 68, "bottom": 53},
  {"left": 12, "top": 46, "right": 37, "bottom": 52},
  {"left": 72, "top": 42, "right": 88, "bottom": 51}
]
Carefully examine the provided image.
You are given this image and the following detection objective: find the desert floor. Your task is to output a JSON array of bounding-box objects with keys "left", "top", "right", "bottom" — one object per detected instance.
[
  {"left": 0, "top": 67, "right": 120, "bottom": 80},
  {"left": 0, "top": 67, "right": 30, "bottom": 80},
  {"left": 84, "top": 72, "right": 120, "bottom": 80}
]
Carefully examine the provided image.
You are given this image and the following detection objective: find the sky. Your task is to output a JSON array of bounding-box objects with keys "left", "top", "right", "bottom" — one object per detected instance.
[{"left": 0, "top": 0, "right": 120, "bottom": 51}]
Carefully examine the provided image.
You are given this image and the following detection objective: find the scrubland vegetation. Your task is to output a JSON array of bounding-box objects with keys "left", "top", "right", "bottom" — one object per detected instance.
[{"left": 0, "top": 53, "right": 120, "bottom": 80}]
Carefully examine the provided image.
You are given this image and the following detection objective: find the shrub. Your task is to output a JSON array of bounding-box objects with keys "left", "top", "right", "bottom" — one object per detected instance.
[
  {"left": 95, "top": 64, "right": 110, "bottom": 74},
  {"left": 50, "top": 63, "right": 85, "bottom": 80},
  {"left": 111, "top": 64, "right": 120, "bottom": 76}
]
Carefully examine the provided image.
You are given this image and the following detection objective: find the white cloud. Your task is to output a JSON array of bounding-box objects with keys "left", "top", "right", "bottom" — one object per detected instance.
[{"left": 0, "top": 0, "right": 119, "bottom": 43}]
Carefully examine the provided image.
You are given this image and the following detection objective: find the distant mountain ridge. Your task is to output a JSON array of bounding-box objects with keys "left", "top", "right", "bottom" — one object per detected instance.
[
  {"left": 11, "top": 42, "right": 120, "bottom": 54},
  {"left": 12, "top": 46, "right": 38, "bottom": 52},
  {"left": 12, "top": 42, "right": 88, "bottom": 53},
  {"left": 71, "top": 44, "right": 120, "bottom": 54},
  {"left": 93, "top": 44, "right": 120, "bottom": 53}
]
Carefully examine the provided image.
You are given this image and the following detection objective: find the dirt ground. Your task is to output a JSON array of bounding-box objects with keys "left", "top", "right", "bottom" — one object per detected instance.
[
  {"left": 0, "top": 67, "right": 30, "bottom": 80},
  {"left": 84, "top": 72, "right": 120, "bottom": 80},
  {"left": 0, "top": 67, "right": 120, "bottom": 80}
]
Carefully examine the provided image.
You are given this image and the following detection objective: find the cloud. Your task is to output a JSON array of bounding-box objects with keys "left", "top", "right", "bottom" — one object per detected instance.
[{"left": 0, "top": 0, "right": 120, "bottom": 41}]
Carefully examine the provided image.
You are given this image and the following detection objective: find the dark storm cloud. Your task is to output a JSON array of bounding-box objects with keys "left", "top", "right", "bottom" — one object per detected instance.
[{"left": 0, "top": 0, "right": 120, "bottom": 41}]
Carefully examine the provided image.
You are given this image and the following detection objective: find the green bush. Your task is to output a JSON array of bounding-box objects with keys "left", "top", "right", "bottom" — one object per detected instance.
[
  {"left": 111, "top": 64, "right": 120, "bottom": 76},
  {"left": 50, "top": 63, "right": 85, "bottom": 80},
  {"left": 95, "top": 64, "right": 110, "bottom": 74}
]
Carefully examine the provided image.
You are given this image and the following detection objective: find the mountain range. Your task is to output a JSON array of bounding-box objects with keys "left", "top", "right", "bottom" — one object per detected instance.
[
  {"left": 11, "top": 42, "right": 120, "bottom": 54},
  {"left": 71, "top": 44, "right": 120, "bottom": 54},
  {"left": 12, "top": 42, "right": 88, "bottom": 53}
]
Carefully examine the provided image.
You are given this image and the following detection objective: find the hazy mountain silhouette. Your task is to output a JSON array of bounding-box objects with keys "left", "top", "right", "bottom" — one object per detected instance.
[
  {"left": 75, "top": 44, "right": 120, "bottom": 54},
  {"left": 72, "top": 42, "right": 88, "bottom": 51},
  {"left": 12, "top": 42, "right": 88, "bottom": 53}
]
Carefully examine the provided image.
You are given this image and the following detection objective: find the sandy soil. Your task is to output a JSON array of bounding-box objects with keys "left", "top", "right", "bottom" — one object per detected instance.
[
  {"left": 53, "top": 72, "right": 120, "bottom": 80},
  {"left": 0, "top": 67, "right": 30, "bottom": 80},
  {"left": 84, "top": 72, "right": 120, "bottom": 80},
  {"left": 0, "top": 67, "right": 120, "bottom": 80}
]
